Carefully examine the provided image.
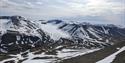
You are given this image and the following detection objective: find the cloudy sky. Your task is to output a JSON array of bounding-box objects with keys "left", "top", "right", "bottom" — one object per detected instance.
[{"left": 0, "top": 0, "right": 125, "bottom": 25}]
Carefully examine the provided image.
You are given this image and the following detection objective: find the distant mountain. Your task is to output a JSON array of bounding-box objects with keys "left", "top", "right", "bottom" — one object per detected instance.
[
  {"left": 46, "top": 19, "right": 125, "bottom": 43},
  {"left": 40, "top": 19, "right": 125, "bottom": 47},
  {"left": 0, "top": 16, "right": 125, "bottom": 54}
]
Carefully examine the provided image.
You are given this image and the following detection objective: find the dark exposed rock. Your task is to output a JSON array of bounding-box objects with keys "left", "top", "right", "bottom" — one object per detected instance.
[{"left": 4, "top": 60, "right": 15, "bottom": 63}]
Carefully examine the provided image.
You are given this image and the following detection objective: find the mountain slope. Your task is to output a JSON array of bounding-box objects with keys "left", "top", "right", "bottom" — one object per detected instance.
[
  {"left": 59, "top": 41, "right": 125, "bottom": 63},
  {"left": 0, "top": 16, "right": 125, "bottom": 54},
  {"left": 46, "top": 20, "right": 125, "bottom": 41},
  {"left": 0, "top": 16, "right": 125, "bottom": 63},
  {"left": 45, "top": 20, "right": 125, "bottom": 47},
  {"left": 0, "top": 16, "right": 53, "bottom": 54}
]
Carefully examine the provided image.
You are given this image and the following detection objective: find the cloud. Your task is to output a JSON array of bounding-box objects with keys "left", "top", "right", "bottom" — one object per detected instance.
[
  {"left": 0, "top": 0, "right": 125, "bottom": 25},
  {"left": 66, "top": 0, "right": 124, "bottom": 15},
  {"left": 0, "top": 0, "right": 34, "bottom": 10},
  {"left": 1, "top": 0, "right": 124, "bottom": 16},
  {"left": 35, "top": 1, "right": 43, "bottom": 5}
]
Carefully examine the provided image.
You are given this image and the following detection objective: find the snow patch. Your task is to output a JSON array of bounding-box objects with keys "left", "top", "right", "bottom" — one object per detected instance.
[
  {"left": 0, "top": 48, "right": 99, "bottom": 63},
  {"left": 96, "top": 46, "right": 125, "bottom": 63},
  {"left": 57, "top": 48, "right": 100, "bottom": 60},
  {"left": 87, "top": 27, "right": 101, "bottom": 39}
]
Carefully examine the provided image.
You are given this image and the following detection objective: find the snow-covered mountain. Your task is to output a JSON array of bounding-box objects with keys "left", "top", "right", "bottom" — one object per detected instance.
[
  {"left": 42, "top": 19, "right": 125, "bottom": 47},
  {"left": 46, "top": 20, "right": 125, "bottom": 42},
  {"left": 0, "top": 16, "right": 54, "bottom": 54},
  {"left": 0, "top": 16, "right": 125, "bottom": 63},
  {"left": 0, "top": 16, "right": 125, "bottom": 54}
]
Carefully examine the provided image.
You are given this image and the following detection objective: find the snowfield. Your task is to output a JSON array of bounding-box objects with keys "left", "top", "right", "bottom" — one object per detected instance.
[{"left": 35, "top": 21, "right": 71, "bottom": 40}]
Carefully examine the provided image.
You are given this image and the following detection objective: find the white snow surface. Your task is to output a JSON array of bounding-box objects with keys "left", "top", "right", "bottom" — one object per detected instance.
[
  {"left": 35, "top": 21, "right": 71, "bottom": 40},
  {"left": 96, "top": 46, "right": 125, "bottom": 63},
  {"left": 87, "top": 27, "right": 100, "bottom": 39},
  {"left": 0, "top": 19, "right": 11, "bottom": 35}
]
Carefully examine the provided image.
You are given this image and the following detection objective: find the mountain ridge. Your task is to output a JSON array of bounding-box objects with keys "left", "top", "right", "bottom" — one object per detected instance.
[{"left": 0, "top": 16, "right": 125, "bottom": 54}]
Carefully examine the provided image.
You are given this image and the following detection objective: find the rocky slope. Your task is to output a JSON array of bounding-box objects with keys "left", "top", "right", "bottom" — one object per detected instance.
[
  {"left": 59, "top": 41, "right": 125, "bottom": 63},
  {"left": 0, "top": 16, "right": 54, "bottom": 54},
  {"left": 0, "top": 16, "right": 125, "bottom": 54},
  {"left": 0, "top": 16, "right": 125, "bottom": 63},
  {"left": 42, "top": 19, "right": 125, "bottom": 48}
]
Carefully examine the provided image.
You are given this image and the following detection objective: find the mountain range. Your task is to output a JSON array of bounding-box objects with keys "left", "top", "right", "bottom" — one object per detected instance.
[{"left": 0, "top": 16, "right": 125, "bottom": 63}]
